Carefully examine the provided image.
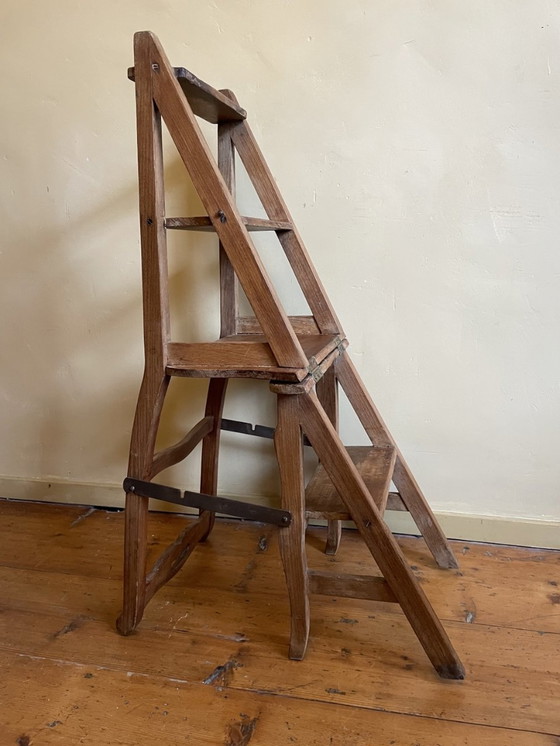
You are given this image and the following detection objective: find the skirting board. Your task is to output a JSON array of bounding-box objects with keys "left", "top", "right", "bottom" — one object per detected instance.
[{"left": 1, "top": 475, "right": 559, "bottom": 550}]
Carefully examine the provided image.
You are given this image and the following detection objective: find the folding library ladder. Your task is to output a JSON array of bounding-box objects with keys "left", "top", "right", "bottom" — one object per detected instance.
[{"left": 117, "top": 31, "right": 465, "bottom": 680}]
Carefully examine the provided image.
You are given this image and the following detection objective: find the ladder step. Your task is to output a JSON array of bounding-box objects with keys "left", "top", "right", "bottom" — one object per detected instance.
[
  {"left": 128, "top": 66, "right": 246, "bottom": 123},
  {"left": 237, "top": 315, "right": 320, "bottom": 335},
  {"left": 165, "top": 216, "right": 292, "bottom": 232},
  {"left": 165, "top": 334, "right": 342, "bottom": 380},
  {"left": 305, "top": 446, "right": 396, "bottom": 519}
]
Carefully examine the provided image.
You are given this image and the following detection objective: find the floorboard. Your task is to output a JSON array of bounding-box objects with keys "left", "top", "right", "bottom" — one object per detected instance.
[
  {"left": 0, "top": 499, "right": 559, "bottom": 744},
  {"left": 5, "top": 653, "right": 556, "bottom": 746}
]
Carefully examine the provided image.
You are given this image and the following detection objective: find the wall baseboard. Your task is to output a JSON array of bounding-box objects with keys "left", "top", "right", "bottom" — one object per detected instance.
[{"left": 1, "top": 475, "right": 558, "bottom": 550}]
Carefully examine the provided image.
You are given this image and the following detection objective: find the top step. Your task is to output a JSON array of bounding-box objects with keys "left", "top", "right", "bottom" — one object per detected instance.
[{"left": 127, "top": 66, "right": 246, "bottom": 124}]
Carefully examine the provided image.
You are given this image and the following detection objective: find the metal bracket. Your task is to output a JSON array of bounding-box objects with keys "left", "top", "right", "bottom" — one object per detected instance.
[
  {"left": 221, "top": 418, "right": 275, "bottom": 440},
  {"left": 220, "top": 418, "right": 311, "bottom": 447},
  {"left": 123, "top": 478, "right": 292, "bottom": 527}
]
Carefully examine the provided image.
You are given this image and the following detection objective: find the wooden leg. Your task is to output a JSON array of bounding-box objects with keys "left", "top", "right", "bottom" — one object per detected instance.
[
  {"left": 199, "top": 378, "right": 229, "bottom": 541},
  {"left": 316, "top": 366, "right": 342, "bottom": 555},
  {"left": 275, "top": 394, "right": 310, "bottom": 660},
  {"left": 335, "top": 354, "right": 459, "bottom": 570},
  {"left": 117, "top": 371, "right": 169, "bottom": 635},
  {"left": 299, "top": 390, "right": 465, "bottom": 679},
  {"left": 325, "top": 520, "right": 342, "bottom": 556}
]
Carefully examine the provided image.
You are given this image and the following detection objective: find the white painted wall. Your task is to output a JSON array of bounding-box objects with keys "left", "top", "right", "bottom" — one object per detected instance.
[{"left": 1, "top": 1, "right": 559, "bottom": 544}]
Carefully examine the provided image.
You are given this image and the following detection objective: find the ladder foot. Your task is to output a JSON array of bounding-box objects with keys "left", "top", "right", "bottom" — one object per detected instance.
[
  {"left": 116, "top": 611, "right": 141, "bottom": 636},
  {"left": 324, "top": 519, "right": 342, "bottom": 555},
  {"left": 436, "top": 547, "right": 460, "bottom": 570},
  {"left": 288, "top": 608, "right": 310, "bottom": 659},
  {"left": 116, "top": 616, "right": 130, "bottom": 636},
  {"left": 436, "top": 661, "right": 466, "bottom": 680},
  {"left": 288, "top": 641, "right": 309, "bottom": 661},
  {"left": 198, "top": 513, "right": 216, "bottom": 543}
]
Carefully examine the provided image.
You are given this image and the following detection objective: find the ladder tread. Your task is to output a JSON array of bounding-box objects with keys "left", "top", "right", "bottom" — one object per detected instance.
[
  {"left": 165, "top": 216, "right": 292, "bottom": 232},
  {"left": 128, "top": 65, "right": 246, "bottom": 123},
  {"left": 166, "top": 333, "right": 342, "bottom": 380},
  {"left": 306, "top": 445, "right": 396, "bottom": 518}
]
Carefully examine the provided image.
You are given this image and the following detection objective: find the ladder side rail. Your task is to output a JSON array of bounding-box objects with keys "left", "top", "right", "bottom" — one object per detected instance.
[{"left": 134, "top": 34, "right": 170, "bottom": 371}]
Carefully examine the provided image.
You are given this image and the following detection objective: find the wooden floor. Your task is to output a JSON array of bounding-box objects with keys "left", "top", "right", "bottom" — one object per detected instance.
[{"left": 0, "top": 500, "right": 559, "bottom": 745}]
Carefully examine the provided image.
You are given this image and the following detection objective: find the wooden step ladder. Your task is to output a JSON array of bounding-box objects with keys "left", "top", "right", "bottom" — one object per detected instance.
[{"left": 117, "top": 31, "right": 465, "bottom": 680}]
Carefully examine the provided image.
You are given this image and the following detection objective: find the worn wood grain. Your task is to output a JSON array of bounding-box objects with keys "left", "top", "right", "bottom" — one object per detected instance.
[
  {"left": 3, "top": 653, "right": 554, "bottom": 746},
  {"left": 1, "top": 503, "right": 558, "bottom": 635},
  {"left": 143, "top": 513, "right": 212, "bottom": 606},
  {"left": 306, "top": 445, "right": 396, "bottom": 519},
  {"left": 190, "top": 527, "right": 560, "bottom": 636},
  {"left": 236, "top": 315, "right": 320, "bottom": 335},
  {"left": 1, "top": 571, "right": 559, "bottom": 734},
  {"left": 165, "top": 215, "right": 292, "bottom": 231},
  {"left": 1, "top": 501, "right": 559, "bottom": 739},
  {"left": 308, "top": 569, "right": 397, "bottom": 602}
]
